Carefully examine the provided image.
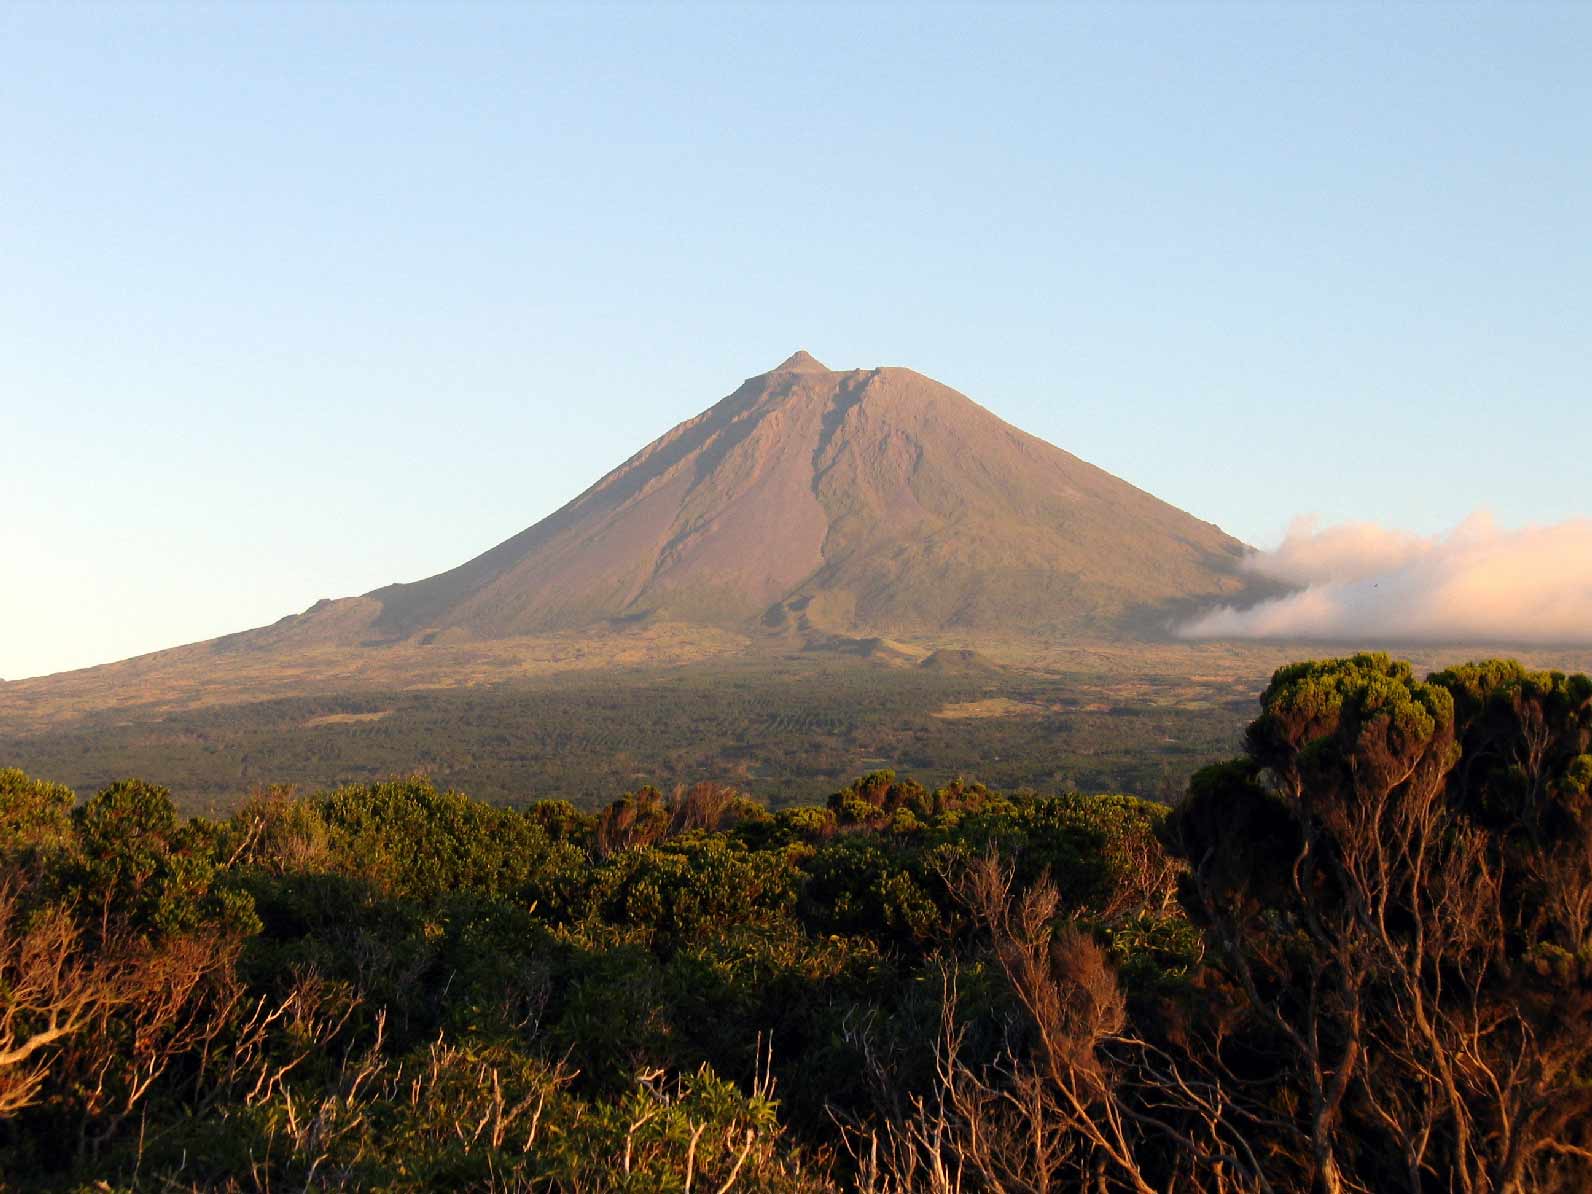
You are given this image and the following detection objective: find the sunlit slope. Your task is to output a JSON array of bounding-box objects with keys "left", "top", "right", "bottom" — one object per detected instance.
[
  {"left": 2, "top": 351, "right": 1269, "bottom": 727},
  {"left": 358, "top": 351, "right": 1255, "bottom": 642}
]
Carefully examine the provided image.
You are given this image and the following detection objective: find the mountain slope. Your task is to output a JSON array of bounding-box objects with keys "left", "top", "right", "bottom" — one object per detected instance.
[{"left": 347, "top": 351, "right": 1256, "bottom": 643}]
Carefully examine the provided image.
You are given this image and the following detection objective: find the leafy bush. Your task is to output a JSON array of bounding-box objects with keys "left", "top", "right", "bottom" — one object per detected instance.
[{"left": 5, "top": 653, "right": 1589, "bottom": 1192}]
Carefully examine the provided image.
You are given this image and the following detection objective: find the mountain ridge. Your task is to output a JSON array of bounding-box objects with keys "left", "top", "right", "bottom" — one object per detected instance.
[
  {"left": 9, "top": 353, "right": 1274, "bottom": 698},
  {"left": 282, "top": 351, "right": 1262, "bottom": 648}
]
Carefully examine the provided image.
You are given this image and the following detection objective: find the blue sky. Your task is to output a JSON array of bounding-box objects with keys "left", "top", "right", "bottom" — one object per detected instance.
[{"left": 3, "top": 3, "right": 1588, "bottom": 679}]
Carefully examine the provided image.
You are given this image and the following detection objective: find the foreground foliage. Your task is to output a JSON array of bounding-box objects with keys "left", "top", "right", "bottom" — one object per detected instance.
[{"left": 0, "top": 654, "right": 1588, "bottom": 1192}]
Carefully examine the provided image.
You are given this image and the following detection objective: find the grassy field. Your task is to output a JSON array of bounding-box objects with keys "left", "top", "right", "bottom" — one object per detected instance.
[
  {"left": 8, "top": 639, "right": 1586, "bottom": 815},
  {"left": 0, "top": 655, "right": 1262, "bottom": 813}
]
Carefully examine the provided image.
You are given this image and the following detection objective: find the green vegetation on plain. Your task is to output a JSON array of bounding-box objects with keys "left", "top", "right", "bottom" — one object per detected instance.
[
  {"left": 1, "top": 655, "right": 1589, "bottom": 1191},
  {"left": 0, "top": 661, "right": 1256, "bottom": 814}
]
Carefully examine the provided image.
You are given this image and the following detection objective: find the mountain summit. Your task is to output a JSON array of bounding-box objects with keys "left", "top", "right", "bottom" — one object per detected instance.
[
  {"left": 770, "top": 349, "right": 829, "bottom": 373},
  {"left": 348, "top": 354, "right": 1256, "bottom": 644}
]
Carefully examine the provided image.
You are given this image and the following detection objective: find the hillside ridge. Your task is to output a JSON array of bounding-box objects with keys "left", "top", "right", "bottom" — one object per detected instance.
[
  {"left": 3, "top": 352, "right": 1278, "bottom": 712},
  {"left": 342, "top": 352, "right": 1258, "bottom": 646}
]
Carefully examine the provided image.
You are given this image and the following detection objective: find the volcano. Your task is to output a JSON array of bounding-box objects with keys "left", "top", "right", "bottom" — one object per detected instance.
[
  {"left": 2, "top": 350, "right": 1278, "bottom": 744},
  {"left": 321, "top": 350, "right": 1256, "bottom": 644},
  {"left": 13, "top": 350, "right": 1267, "bottom": 708}
]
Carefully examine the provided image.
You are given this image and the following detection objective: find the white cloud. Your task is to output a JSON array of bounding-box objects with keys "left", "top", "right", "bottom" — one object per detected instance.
[{"left": 1179, "top": 512, "right": 1592, "bottom": 644}]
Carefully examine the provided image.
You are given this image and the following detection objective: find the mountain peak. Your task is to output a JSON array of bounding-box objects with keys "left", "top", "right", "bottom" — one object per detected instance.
[
  {"left": 359, "top": 356, "right": 1259, "bottom": 646},
  {"left": 769, "top": 350, "right": 828, "bottom": 374}
]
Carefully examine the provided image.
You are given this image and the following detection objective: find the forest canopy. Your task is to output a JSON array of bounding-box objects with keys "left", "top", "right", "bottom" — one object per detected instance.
[{"left": 1, "top": 654, "right": 1589, "bottom": 1192}]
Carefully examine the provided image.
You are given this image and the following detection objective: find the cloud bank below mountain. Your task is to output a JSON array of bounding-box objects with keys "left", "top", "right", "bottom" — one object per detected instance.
[{"left": 1179, "top": 513, "right": 1592, "bottom": 644}]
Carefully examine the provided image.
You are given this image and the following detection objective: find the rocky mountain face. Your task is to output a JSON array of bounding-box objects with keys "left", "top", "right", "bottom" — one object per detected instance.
[
  {"left": 2, "top": 352, "right": 1280, "bottom": 733},
  {"left": 313, "top": 350, "right": 1259, "bottom": 645}
]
